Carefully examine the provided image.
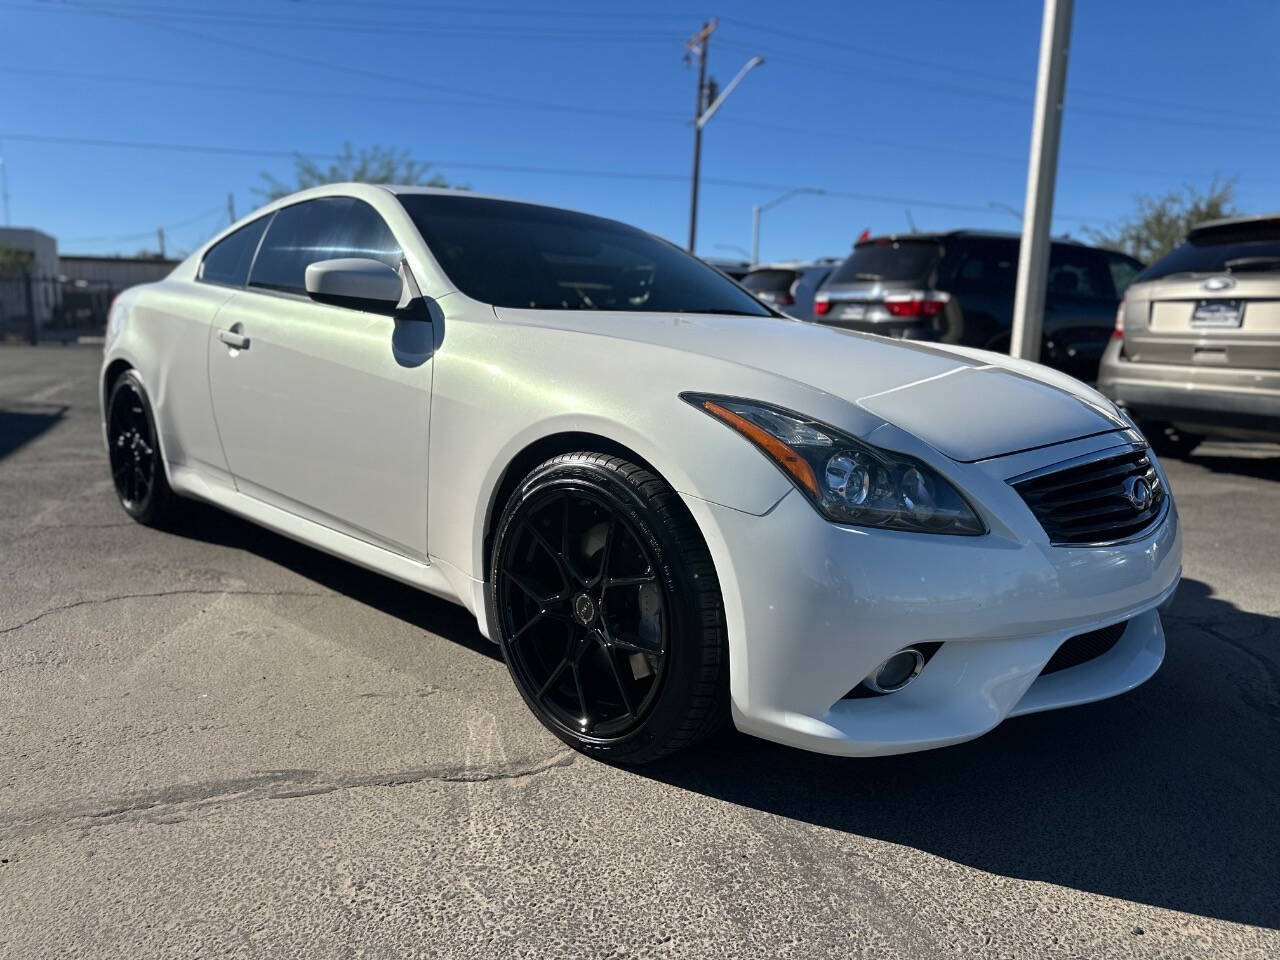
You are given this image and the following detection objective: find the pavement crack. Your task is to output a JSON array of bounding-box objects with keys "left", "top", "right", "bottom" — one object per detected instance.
[
  {"left": 0, "top": 588, "right": 335, "bottom": 635},
  {"left": 0, "top": 752, "right": 577, "bottom": 839}
]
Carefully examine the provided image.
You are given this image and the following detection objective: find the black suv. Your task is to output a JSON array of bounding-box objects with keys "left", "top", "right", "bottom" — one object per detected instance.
[{"left": 813, "top": 231, "right": 1144, "bottom": 380}]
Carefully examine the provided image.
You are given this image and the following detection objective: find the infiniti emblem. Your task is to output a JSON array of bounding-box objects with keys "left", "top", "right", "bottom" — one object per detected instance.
[
  {"left": 1202, "top": 276, "right": 1235, "bottom": 292},
  {"left": 573, "top": 593, "right": 597, "bottom": 625},
  {"left": 1124, "top": 476, "right": 1153, "bottom": 512}
]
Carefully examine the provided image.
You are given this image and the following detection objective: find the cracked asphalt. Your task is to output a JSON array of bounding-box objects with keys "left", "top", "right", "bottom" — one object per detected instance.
[{"left": 1, "top": 345, "right": 1277, "bottom": 959}]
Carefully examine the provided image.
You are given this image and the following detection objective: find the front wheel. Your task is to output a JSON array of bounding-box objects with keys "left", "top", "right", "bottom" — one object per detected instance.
[{"left": 488, "top": 453, "right": 728, "bottom": 764}]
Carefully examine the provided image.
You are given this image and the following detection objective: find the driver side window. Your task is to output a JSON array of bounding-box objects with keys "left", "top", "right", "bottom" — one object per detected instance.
[{"left": 249, "top": 197, "right": 402, "bottom": 296}]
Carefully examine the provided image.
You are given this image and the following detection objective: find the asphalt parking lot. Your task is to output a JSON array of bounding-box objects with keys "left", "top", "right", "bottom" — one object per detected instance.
[{"left": 1, "top": 344, "right": 1277, "bottom": 959}]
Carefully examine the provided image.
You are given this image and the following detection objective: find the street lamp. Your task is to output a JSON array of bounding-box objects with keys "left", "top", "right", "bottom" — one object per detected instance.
[
  {"left": 752, "top": 187, "right": 824, "bottom": 265},
  {"left": 988, "top": 200, "right": 1023, "bottom": 223},
  {"left": 686, "top": 47, "right": 765, "bottom": 253}
]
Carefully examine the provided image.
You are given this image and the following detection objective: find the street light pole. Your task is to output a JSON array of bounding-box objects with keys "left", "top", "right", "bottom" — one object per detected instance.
[
  {"left": 751, "top": 187, "right": 824, "bottom": 265},
  {"left": 684, "top": 20, "right": 764, "bottom": 254},
  {"left": 1010, "top": 0, "right": 1074, "bottom": 361}
]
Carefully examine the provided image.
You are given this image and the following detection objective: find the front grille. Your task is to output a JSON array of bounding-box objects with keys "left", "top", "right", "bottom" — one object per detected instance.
[
  {"left": 1011, "top": 445, "right": 1165, "bottom": 545},
  {"left": 1042, "top": 621, "right": 1127, "bottom": 675}
]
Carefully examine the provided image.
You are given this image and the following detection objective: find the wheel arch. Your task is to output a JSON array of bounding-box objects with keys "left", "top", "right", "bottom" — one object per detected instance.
[{"left": 480, "top": 431, "right": 668, "bottom": 583}]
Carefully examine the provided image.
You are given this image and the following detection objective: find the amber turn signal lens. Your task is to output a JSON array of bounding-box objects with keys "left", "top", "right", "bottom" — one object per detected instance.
[{"left": 701, "top": 400, "right": 821, "bottom": 498}]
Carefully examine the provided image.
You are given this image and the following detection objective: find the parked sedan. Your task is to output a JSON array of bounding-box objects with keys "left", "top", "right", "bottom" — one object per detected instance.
[
  {"left": 814, "top": 231, "right": 1144, "bottom": 381},
  {"left": 739, "top": 259, "right": 840, "bottom": 321},
  {"left": 1099, "top": 214, "right": 1280, "bottom": 455},
  {"left": 102, "top": 185, "right": 1180, "bottom": 763}
]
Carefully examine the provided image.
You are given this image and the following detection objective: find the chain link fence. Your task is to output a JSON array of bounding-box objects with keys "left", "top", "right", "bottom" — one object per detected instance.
[{"left": 0, "top": 273, "right": 119, "bottom": 344}]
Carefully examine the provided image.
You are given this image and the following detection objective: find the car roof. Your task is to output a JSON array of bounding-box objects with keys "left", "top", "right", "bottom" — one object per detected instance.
[
  {"left": 749, "top": 259, "right": 842, "bottom": 270},
  {"left": 854, "top": 229, "right": 1087, "bottom": 248}
]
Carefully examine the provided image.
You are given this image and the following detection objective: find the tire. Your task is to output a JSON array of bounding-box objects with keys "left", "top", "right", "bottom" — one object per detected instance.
[
  {"left": 487, "top": 453, "right": 728, "bottom": 764},
  {"left": 106, "top": 370, "right": 184, "bottom": 528},
  {"left": 1144, "top": 421, "right": 1203, "bottom": 459}
]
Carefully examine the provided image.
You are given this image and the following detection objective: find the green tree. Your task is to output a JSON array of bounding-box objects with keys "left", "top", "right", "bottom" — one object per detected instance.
[
  {"left": 1086, "top": 177, "right": 1238, "bottom": 265},
  {"left": 0, "top": 245, "right": 33, "bottom": 279},
  {"left": 255, "top": 143, "right": 460, "bottom": 201}
]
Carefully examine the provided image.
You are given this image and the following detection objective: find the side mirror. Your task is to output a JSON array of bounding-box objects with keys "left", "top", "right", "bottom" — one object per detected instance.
[{"left": 304, "top": 258, "right": 404, "bottom": 313}]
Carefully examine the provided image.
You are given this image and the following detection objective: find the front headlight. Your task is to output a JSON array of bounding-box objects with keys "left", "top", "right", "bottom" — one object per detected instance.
[{"left": 683, "top": 394, "right": 984, "bottom": 535}]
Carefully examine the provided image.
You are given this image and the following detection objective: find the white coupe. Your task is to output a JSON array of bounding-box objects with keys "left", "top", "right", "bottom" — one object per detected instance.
[{"left": 101, "top": 184, "right": 1181, "bottom": 762}]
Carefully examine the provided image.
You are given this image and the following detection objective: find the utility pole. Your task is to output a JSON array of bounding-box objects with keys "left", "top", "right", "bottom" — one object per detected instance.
[
  {"left": 157, "top": 227, "right": 166, "bottom": 258},
  {"left": 685, "top": 18, "right": 716, "bottom": 253},
  {"left": 1010, "top": 0, "right": 1073, "bottom": 362},
  {"left": 227, "top": 192, "right": 236, "bottom": 225}
]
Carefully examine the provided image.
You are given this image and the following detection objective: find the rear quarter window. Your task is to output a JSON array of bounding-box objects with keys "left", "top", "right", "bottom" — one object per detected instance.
[{"left": 199, "top": 215, "right": 270, "bottom": 287}]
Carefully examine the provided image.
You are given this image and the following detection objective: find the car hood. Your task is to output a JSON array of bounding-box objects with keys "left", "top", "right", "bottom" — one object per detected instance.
[{"left": 493, "top": 308, "right": 1128, "bottom": 462}]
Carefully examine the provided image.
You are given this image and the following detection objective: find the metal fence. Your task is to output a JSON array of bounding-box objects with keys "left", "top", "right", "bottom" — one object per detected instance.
[{"left": 0, "top": 274, "right": 120, "bottom": 344}]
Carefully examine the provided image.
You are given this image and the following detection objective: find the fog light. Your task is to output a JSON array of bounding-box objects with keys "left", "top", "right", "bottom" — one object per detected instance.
[{"left": 863, "top": 647, "right": 925, "bottom": 694}]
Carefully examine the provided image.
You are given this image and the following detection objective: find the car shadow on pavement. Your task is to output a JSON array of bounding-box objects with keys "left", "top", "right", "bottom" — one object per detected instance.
[
  {"left": 170, "top": 502, "right": 501, "bottom": 663},
  {"left": 1185, "top": 450, "right": 1280, "bottom": 482},
  {"left": 0, "top": 405, "right": 67, "bottom": 460},
  {"left": 642, "top": 577, "right": 1280, "bottom": 931}
]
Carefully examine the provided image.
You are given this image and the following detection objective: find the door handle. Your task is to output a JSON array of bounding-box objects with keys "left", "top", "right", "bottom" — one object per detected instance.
[{"left": 218, "top": 327, "right": 250, "bottom": 350}]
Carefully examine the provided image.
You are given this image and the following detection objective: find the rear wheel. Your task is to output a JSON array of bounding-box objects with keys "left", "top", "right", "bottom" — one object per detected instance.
[
  {"left": 106, "top": 370, "right": 184, "bottom": 527},
  {"left": 488, "top": 453, "right": 727, "bottom": 764},
  {"left": 1144, "top": 421, "right": 1203, "bottom": 459}
]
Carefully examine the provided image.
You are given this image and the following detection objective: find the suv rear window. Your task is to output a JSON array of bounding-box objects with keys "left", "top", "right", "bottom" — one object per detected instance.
[
  {"left": 830, "top": 240, "right": 942, "bottom": 284},
  {"left": 741, "top": 269, "right": 798, "bottom": 294},
  {"left": 1138, "top": 226, "right": 1280, "bottom": 282}
]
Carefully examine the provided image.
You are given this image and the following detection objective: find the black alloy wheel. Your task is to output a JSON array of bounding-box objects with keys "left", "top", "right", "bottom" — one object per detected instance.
[
  {"left": 106, "top": 370, "right": 181, "bottom": 526},
  {"left": 489, "top": 453, "right": 728, "bottom": 763}
]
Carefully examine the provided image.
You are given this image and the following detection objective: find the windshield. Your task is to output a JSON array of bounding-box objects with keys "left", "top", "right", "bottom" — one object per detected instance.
[
  {"left": 1138, "top": 235, "right": 1280, "bottom": 282},
  {"left": 830, "top": 240, "right": 942, "bottom": 284},
  {"left": 398, "top": 194, "right": 772, "bottom": 316}
]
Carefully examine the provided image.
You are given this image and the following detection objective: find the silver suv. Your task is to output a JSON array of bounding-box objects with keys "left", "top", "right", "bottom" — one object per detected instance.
[
  {"left": 1098, "top": 214, "right": 1280, "bottom": 455},
  {"left": 739, "top": 259, "right": 840, "bottom": 321}
]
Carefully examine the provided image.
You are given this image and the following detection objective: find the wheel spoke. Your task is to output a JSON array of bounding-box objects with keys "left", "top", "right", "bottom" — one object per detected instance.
[
  {"left": 596, "top": 638, "right": 635, "bottom": 718},
  {"left": 609, "top": 632, "right": 663, "bottom": 656},
  {"left": 558, "top": 496, "right": 589, "bottom": 585},
  {"left": 606, "top": 572, "right": 657, "bottom": 589},
  {"left": 534, "top": 658, "right": 569, "bottom": 699},
  {"left": 508, "top": 610, "right": 546, "bottom": 643},
  {"left": 501, "top": 567, "right": 558, "bottom": 607},
  {"left": 589, "top": 516, "right": 617, "bottom": 588},
  {"left": 570, "top": 662, "right": 590, "bottom": 729}
]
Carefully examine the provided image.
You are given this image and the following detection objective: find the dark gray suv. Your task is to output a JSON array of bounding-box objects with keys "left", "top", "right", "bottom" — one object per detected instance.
[{"left": 813, "top": 231, "right": 1143, "bottom": 381}]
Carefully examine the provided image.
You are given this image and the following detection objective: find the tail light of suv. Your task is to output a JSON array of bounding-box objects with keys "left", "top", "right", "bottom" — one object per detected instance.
[
  {"left": 883, "top": 291, "right": 950, "bottom": 318},
  {"left": 814, "top": 295, "right": 831, "bottom": 316},
  {"left": 1112, "top": 297, "right": 1125, "bottom": 340}
]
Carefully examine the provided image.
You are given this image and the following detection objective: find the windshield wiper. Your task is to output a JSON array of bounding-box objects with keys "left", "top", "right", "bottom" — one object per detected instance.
[
  {"left": 854, "top": 272, "right": 883, "bottom": 281},
  {"left": 1225, "top": 256, "right": 1280, "bottom": 273}
]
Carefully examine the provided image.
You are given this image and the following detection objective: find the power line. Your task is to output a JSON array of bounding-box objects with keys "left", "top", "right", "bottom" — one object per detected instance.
[
  {"left": 0, "top": 131, "right": 1109, "bottom": 224},
  {"left": 4, "top": 65, "right": 1269, "bottom": 190},
  {"left": 64, "top": 204, "right": 224, "bottom": 244},
  {"left": 5, "top": 1, "right": 682, "bottom": 122}
]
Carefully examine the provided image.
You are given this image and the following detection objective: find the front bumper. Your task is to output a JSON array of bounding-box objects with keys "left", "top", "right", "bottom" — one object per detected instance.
[{"left": 682, "top": 436, "right": 1182, "bottom": 757}]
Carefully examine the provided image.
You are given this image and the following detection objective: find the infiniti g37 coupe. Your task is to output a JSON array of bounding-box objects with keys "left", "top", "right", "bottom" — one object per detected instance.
[{"left": 101, "top": 185, "right": 1181, "bottom": 763}]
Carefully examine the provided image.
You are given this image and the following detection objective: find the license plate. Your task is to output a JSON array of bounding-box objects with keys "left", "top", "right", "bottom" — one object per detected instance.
[
  {"left": 838, "top": 304, "right": 867, "bottom": 320},
  {"left": 1191, "top": 299, "right": 1242, "bottom": 328}
]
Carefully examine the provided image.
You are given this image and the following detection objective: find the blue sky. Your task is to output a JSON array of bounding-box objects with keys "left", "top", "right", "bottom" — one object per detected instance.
[{"left": 3, "top": 0, "right": 1277, "bottom": 262}]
